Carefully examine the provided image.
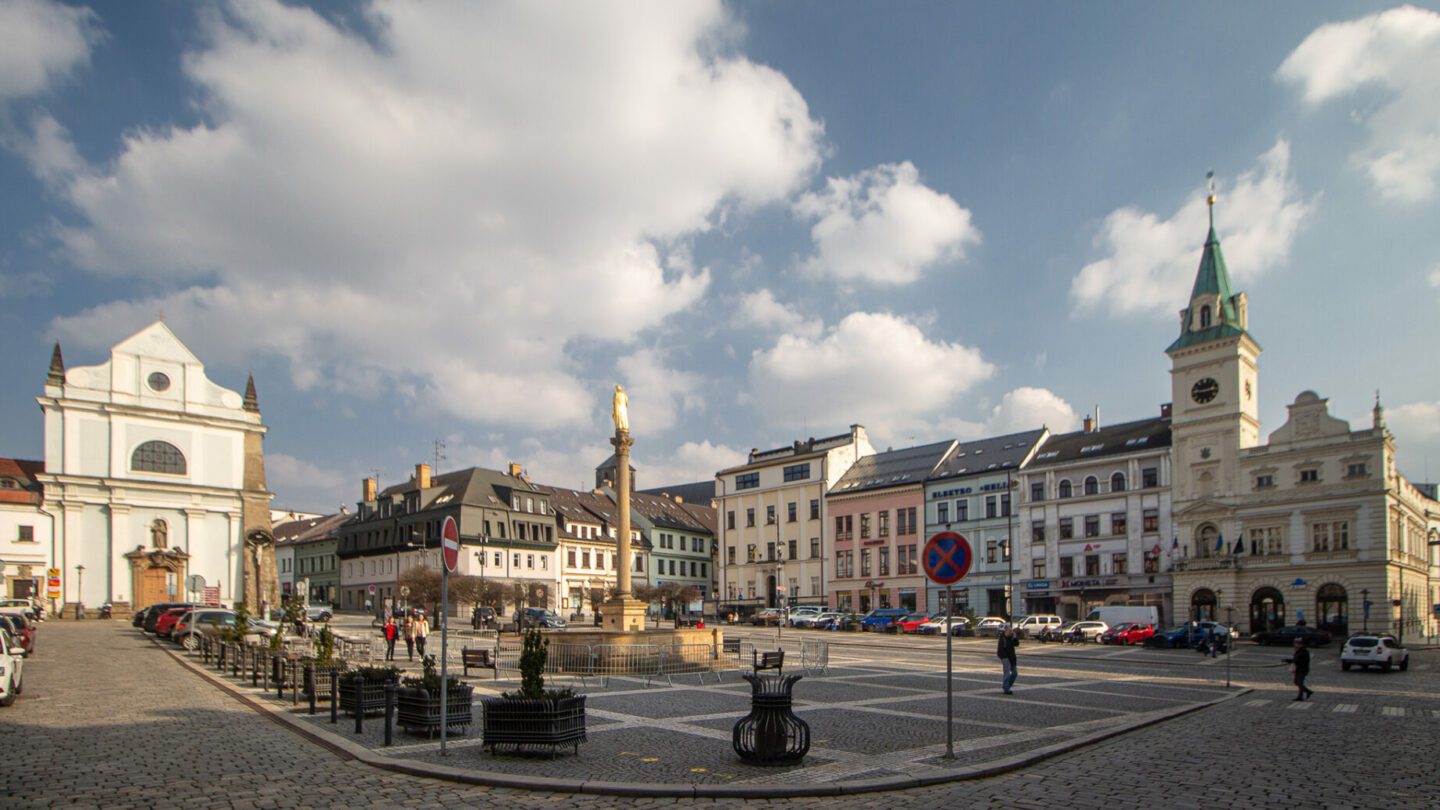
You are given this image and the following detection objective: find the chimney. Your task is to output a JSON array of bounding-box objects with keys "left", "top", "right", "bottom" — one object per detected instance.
[
  {"left": 1094, "top": 405, "right": 1100, "bottom": 430},
  {"left": 1161, "top": 403, "right": 1172, "bottom": 418},
  {"left": 415, "top": 463, "right": 431, "bottom": 489},
  {"left": 363, "top": 477, "right": 376, "bottom": 502},
  {"left": 509, "top": 462, "right": 522, "bottom": 477},
  {"left": 1083, "top": 416, "right": 1094, "bottom": 432}
]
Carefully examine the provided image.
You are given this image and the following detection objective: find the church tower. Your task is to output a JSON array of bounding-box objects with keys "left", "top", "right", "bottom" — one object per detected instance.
[
  {"left": 240, "top": 374, "right": 279, "bottom": 611},
  {"left": 1166, "top": 178, "right": 1261, "bottom": 504}
]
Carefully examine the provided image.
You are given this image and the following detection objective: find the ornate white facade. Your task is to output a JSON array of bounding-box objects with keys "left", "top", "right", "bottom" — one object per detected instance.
[{"left": 36, "top": 322, "right": 267, "bottom": 613}]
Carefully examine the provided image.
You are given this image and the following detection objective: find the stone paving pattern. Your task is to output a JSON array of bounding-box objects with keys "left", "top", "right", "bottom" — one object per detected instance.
[{"left": 2, "top": 622, "right": 1438, "bottom": 808}]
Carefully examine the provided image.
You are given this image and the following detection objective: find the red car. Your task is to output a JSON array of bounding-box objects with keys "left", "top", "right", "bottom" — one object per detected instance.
[
  {"left": 1100, "top": 622, "right": 1155, "bottom": 645},
  {"left": 896, "top": 613, "right": 934, "bottom": 633},
  {"left": 154, "top": 607, "right": 191, "bottom": 638},
  {"left": 0, "top": 613, "right": 35, "bottom": 656}
]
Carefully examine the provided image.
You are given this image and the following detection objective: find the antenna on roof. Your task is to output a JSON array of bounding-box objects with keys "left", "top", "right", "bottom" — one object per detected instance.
[
  {"left": 369, "top": 467, "right": 381, "bottom": 491},
  {"left": 432, "top": 439, "right": 447, "bottom": 472},
  {"left": 1206, "top": 170, "right": 1217, "bottom": 228}
]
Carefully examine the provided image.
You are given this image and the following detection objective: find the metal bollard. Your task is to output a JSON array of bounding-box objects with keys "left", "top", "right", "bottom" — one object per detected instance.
[
  {"left": 252, "top": 649, "right": 260, "bottom": 686},
  {"left": 232, "top": 645, "right": 240, "bottom": 678},
  {"left": 354, "top": 678, "right": 364, "bottom": 734},
  {"left": 383, "top": 684, "right": 395, "bottom": 747},
  {"left": 329, "top": 668, "right": 339, "bottom": 724},
  {"left": 306, "top": 664, "right": 316, "bottom": 715},
  {"left": 262, "top": 653, "right": 270, "bottom": 692},
  {"left": 292, "top": 660, "right": 300, "bottom": 706},
  {"left": 276, "top": 658, "right": 285, "bottom": 699}
]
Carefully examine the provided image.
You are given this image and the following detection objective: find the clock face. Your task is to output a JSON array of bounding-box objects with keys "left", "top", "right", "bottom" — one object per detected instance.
[{"left": 1191, "top": 377, "right": 1219, "bottom": 404}]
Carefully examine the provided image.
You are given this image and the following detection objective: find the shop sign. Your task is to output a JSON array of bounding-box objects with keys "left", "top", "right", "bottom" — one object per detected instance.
[
  {"left": 1025, "top": 580, "right": 1051, "bottom": 590},
  {"left": 1059, "top": 577, "right": 1119, "bottom": 589}
]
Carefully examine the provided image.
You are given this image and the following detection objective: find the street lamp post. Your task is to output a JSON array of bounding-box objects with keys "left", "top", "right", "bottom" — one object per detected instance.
[
  {"left": 776, "top": 560, "right": 785, "bottom": 644},
  {"left": 1005, "top": 469, "right": 1015, "bottom": 621},
  {"left": 75, "top": 564, "right": 85, "bottom": 620},
  {"left": 1361, "top": 588, "right": 1369, "bottom": 634}
]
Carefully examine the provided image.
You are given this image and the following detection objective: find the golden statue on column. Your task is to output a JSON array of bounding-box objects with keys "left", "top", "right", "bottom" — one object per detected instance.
[{"left": 612, "top": 384, "right": 629, "bottom": 433}]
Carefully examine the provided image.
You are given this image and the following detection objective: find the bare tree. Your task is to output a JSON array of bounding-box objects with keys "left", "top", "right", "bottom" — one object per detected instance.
[
  {"left": 657, "top": 582, "right": 700, "bottom": 627},
  {"left": 397, "top": 565, "right": 442, "bottom": 614}
]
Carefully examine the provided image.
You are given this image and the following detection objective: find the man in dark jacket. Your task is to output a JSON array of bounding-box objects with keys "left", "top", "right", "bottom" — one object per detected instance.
[
  {"left": 1284, "top": 638, "right": 1313, "bottom": 700},
  {"left": 997, "top": 626, "right": 1019, "bottom": 694}
]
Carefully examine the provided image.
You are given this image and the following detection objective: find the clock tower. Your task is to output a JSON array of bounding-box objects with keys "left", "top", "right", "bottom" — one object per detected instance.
[{"left": 1165, "top": 186, "right": 1261, "bottom": 504}]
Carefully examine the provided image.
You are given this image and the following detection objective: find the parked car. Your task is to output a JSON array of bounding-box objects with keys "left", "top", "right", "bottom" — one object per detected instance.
[
  {"left": 0, "top": 614, "right": 34, "bottom": 656},
  {"left": 1100, "top": 622, "right": 1155, "bottom": 645},
  {"left": 517, "top": 607, "right": 567, "bottom": 629},
  {"left": 792, "top": 611, "right": 835, "bottom": 629},
  {"left": 860, "top": 608, "right": 911, "bottom": 630},
  {"left": 305, "top": 606, "right": 333, "bottom": 622},
  {"left": 1037, "top": 620, "right": 1107, "bottom": 643},
  {"left": 1341, "top": 635, "right": 1409, "bottom": 672},
  {"left": 1253, "top": 625, "right": 1332, "bottom": 647},
  {"left": 132, "top": 609, "right": 147, "bottom": 627},
  {"left": 0, "top": 626, "right": 23, "bottom": 706},
  {"left": 174, "top": 610, "right": 241, "bottom": 648},
  {"left": 141, "top": 603, "right": 197, "bottom": 633},
  {"left": 0, "top": 599, "right": 38, "bottom": 622},
  {"left": 896, "top": 613, "right": 934, "bottom": 633},
  {"left": 154, "top": 607, "right": 192, "bottom": 639},
  {"left": 1015, "top": 614, "right": 1063, "bottom": 638},
  {"left": 974, "top": 617, "right": 1009, "bottom": 637},
  {"left": 749, "top": 609, "right": 783, "bottom": 626},
  {"left": 918, "top": 616, "right": 971, "bottom": 635},
  {"left": 788, "top": 607, "right": 822, "bottom": 624}
]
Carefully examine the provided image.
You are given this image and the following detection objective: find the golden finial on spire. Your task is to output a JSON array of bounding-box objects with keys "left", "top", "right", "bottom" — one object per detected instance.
[{"left": 1206, "top": 170, "right": 1216, "bottom": 227}]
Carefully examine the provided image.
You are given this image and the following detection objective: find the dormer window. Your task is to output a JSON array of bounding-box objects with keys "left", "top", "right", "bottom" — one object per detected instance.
[{"left": 1199, "top": 305, "right": 1212, "bottom": 328}]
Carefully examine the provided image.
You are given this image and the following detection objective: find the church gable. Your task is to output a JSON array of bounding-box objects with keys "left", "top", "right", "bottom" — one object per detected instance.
[{"left": 1267, "top": 391, "right": 1351, "bottom": 446}]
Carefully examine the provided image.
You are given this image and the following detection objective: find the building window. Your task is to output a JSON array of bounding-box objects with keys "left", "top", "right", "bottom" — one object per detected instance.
[
  {"left": 567, "top": 549, "right": 577, "bottom": 567},
  {"left": 1142, "top": 509, "right": 1159, "bottom": 533},
  {"left": 955, "top": 500, "right": 968, "bottom": 522},
  {"left": 1084, "top": 476, "right": 1098, "bottom": 496},
  {"left": 1001, "top": 493, "right": 1011, "bottom": 517},
  {"left": 1060, "top": 557, "right": 1074, "bottom": 577},
  {"left": 783, "top": 463, "right": 811, "bottom": 482},
  {"left": 1142, "top": 467, "right": 1158, "bottom": 488},
  {"left": 986, "top": 540, "right": 999, "bottom": 564},
  {"left": 1346, "top": 463, "right": 1368, "bottom": 478},
  {"left": 860, "top": 549, "right": 871, "bottom": 576},
  {"left": 132, "top": 440, "right": 187, "bottom": 474},
  {"left": 727, "top": 546, "right": 736, "bottom": 565},
  {"left": 787, "top": 502, "right": 797, "bottom": 522},
  {"left": 985, "top": 496, "right": 997, "bottom": 519},
  {"left": 1255, "top": 474, "right": 1275, "bottom": 489},
  {"left": 1200, "top": 304, "right": 1212, "bottom": 328},
  {"left": 1085, "top": 554, "right": 1100, "bottom": 576},
  {"left": 1031, "top": 522, "right": 1045, "bottom": 543},
  {"left": 736, "top": 472, "right": 760, "bottom": 490},
  {"left": 859, "top": 513, "right": 871, "bottom": 539},
  {"left": 937, "top": 502, "right": 949, "bottom": 524},
  {"left": 1111, "top": 512, "right": 1127, "bottom": 535},
  {"left": 1249, "top": 526, "right": 1282, "bottom": 555},
  {"left": 836, "top": 550, "right": 852, "bottom": 578},
  {"left": 727, "top": 511, "right": 735, "bottom": 530},
  {"left": 1311, "top": 521, "right": 1349, "bottom": 552},
  {"left": 878, "top": 510, "right": 889, "bottom": 536},
  {"left": 1143, "top": 550, "right": 1159, "bottom": 573},
  {"left": 1031, "top": 481, "right": 1045, "bottom": 502},
  {"left": 766, "top": 505, "right": 776, "bottom": 524},
  {"left": 746, "top": 508, "right": 755, "bottom": 527},
  {"left": 1059, "top": 518, "right": 1073, "bottom": 539},
  {"left": 1058, "top": 480, "right": 1072, "bottom": 498},
  {"left": 810, "top": 537, "right": 820, "bottom": 557},
  {"left": 1084, "top": 516, "right": 1099, "bottom": 538},
  {"left": 1299, "top": 468, "right": 1320, "bottom": 483},
  {"left": 513, "top": 553, "right": 521, "bottom": 568},
  {"left": 1032, "top": 558, "right": 1045, "bottom": 578},
  {"left": 1112, "top": 552, "right": 1127, "bottom": 574},
  {"left": 878, "top": 547, "right": 889, "bottom": 576},
  {"left": 810, "top": 499, "right": 820, "bottom": 519},
  {"left": 1111, "top": 473, "right": 1126, "bottom": 492},
  {"left": 788, "top": 539, "right": 797, "bottom": 559}
]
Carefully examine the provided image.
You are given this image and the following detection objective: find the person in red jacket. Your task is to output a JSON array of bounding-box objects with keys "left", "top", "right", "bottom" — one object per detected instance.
[{"left": 382, "top": 615, "right": 398, "bottom": 661}]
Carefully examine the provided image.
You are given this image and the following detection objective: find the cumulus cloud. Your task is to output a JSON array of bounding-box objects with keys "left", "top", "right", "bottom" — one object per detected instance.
[
  {"left": 1278, "top": 5, "right": 1440, "bottom": 203},
  {"left": 932, "top": 386, "right": 1080, "bottom": 441},
  {"left": 266, "top": 452, "right": 351, "bottom": 511},
  {"left": 33, "top": 0, "right": 823, "bottom": 430},
  {"left": 1386, "top": 400, "right": 1440, "bottom": 443},
  {"left": 734, "top": 288, "right": 822, "bottom": 339},
  {"left": 0, "top": 0, "right": 101, "bottom": 101},
  {"left": 1071, "top": 140, "right": 1313, "bottom": 317},
  {"left": 794, "top": 161, "right": 979, "bottom": 285},
  {"left": 639, "top": 440, "right": 746, "bottom": 489},
  {"left": 747, "top": 311, "right": 994, "bottom": 435},
  {"left": 616, "top": 347, "right": 705, "bottom": 434}
]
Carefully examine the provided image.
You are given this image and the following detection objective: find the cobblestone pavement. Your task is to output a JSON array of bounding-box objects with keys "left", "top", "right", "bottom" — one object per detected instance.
[{"left": 4, "top": 622, "right": 1438, "bottom": 809}]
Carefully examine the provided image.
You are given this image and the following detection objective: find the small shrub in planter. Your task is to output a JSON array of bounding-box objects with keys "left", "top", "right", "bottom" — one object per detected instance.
[
  {"left": 481, "top": 629, "right": 586, "bottom": 756},
  {"left": 337, "top": 665, "right": 400, "bottom": 717},
  {"left": 396, "top": 655, "right": 473, "bottom": 737}
]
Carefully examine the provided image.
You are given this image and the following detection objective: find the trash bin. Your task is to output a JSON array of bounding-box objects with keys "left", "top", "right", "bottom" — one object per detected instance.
[{"left": 732, "top": 673, "right": 810, "bottom": 765}]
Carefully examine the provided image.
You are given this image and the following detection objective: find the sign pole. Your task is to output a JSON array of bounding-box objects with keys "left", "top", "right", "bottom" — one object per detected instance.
[
  {"left": 945, "top": 585, "right": 954, "bottom": 759},
  {"left": 440, "top": 563, "right": 448, "bottom": 756},
  {"left": 922, "top": 530, "right": 971, "bottom": 761}
]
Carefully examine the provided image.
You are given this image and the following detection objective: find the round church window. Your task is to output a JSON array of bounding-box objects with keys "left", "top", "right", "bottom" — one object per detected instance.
[{"left": 147, "top": 371, "right": 171, "bottom": 392}]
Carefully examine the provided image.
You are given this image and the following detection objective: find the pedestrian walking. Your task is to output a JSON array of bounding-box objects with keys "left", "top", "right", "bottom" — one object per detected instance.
[
  {"left": 997, "top": 625, "right": 1019, "bottom": 694},
  {"left": 414, "top": 612, "right": 429, "bottom": 658},
  {"left": 1284, "top": 638, "right": 1314, "bottom": 700},
  {"left": 403, "top": 612, "right": 417, "bottom": 661},
  {"left": 382, "top": 616, "right": 398, "bottom": 661}
]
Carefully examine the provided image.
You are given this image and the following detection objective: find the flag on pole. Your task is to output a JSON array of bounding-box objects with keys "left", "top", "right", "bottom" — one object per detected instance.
[
  {"left": 1169, "top": 537, "right": 1178, "bottom": 556},
  {"left": 1215, "top": 532, "right": 1225, "bottom": 553}
]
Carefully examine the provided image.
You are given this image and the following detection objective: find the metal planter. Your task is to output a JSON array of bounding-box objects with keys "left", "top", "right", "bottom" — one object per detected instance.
[{"left": 480, "top": 695, "right": 587, "bottom": 756}]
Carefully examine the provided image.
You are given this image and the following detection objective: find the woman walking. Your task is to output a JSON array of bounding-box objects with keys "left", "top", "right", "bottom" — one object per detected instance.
[
  {"left": 403, "top": 612, "right": 417, "bottom": 661},
  {"left": 382, "top": 615, "right": 398, "bottom": 661},
  {"left": 414, "top": 612, "right": 429, "bottom": 658}
]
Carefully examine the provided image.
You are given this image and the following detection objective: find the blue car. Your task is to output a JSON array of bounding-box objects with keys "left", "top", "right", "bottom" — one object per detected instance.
[
  {"left": 1143, "top": 622, "right": 1232, "bottom": 649},
  {"left": 859, "top": 608, "right": 910, "bottom": 630}
]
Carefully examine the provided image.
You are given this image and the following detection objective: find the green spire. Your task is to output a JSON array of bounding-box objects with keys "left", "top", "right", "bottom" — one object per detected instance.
[
  {"left": 1189, "top": 226, "right": 1237, "bottom": 309},
  {"left": 1166, "top": 175, "right": 1256, "bottom": 354}
]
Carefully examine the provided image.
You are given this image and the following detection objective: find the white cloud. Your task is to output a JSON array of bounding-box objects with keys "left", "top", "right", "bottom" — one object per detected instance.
[
  {"left": 0, "top": 0, "right": 100, "bottom": 101},
  {"left": 734, "top": 288, "right": 822, "bottom": 339},
  {"left": 1071, "top": 140, "right": 1313, "bottom": 317},
  {"left": 794, "top": 161, "right": 979, "bottom": 285},
  {"left": 1387, "top": 400, "right": 1440, "bottom": 443},
  {"left": 639, "top": 440, "right": 746, "bottom": 489},
  {"left": 616, "top": 347, "right": 705, "bottom": 434},
  {"left": 266, "top": 452, "right": 351, "bottom": 512},
  {"left": 747, "top": 311, "right": 994, "bottom": 435},
  {"left": 983, "top": 387, "right": 1080, "bottom": 435},
  {"left": 1278, "top": 5, "right": 1440, "bottom": 203},
  {"left": 34, "top": 0, "right": 823, "bottom": 431}
]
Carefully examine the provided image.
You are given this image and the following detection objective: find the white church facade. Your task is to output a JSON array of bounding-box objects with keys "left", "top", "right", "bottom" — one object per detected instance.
[{"left": 36, "top": 322, "right": 273, "bottom": 615}]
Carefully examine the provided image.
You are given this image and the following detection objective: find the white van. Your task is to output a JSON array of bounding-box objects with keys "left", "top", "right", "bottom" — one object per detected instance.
[
  {"left": 1086, "top": 606, "right": 1160, "bottom": 628},
  {"left": 1015, "top": 614, "right": 1062, "bottom": 637}
]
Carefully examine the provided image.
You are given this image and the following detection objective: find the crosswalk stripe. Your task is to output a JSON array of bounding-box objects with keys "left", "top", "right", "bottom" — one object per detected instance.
[
  {"left": 1286, "top": 701, "right": 1315, "bottom": 710},
  {"left": 1332, "top": 704, "right": 1358, "bottom": 713},
  {"left": 1381, "top": 707, "right": 1405, "bottom": 717},
  {"left": 1245, "top": 699, "right": 1269, "bottom": 707}
]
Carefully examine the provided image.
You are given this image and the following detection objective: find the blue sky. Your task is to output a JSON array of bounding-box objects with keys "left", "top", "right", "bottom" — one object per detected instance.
[{"left": 4, "top": 0, "right": 1440, "bottom": 511}]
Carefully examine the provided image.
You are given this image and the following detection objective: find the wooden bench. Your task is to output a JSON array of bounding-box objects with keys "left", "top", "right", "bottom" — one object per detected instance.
[
  {"left": 462, "top": 647, "right": 498, "bottom": 679},
  {"left": 752, "top": 649, "right": 784, "bottom": 674}
]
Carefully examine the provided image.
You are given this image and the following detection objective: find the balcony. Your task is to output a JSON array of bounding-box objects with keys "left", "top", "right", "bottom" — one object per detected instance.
[{"left": 1172, "top": 556, "right": 1236, "bottom": 572}]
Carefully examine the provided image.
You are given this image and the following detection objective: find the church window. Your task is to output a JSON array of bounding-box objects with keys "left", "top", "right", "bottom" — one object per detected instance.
[
  {"left": 1199, "top": 305, "right": 1212, "bottom": 328},
  {"left": 132, "top": 441, "right": 187, "bottom": 475}
]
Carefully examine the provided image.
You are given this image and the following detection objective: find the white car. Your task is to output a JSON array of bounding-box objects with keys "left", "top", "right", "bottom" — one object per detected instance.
[
  {"left": 918, "top": 616, "right": 971, "bottom": 635},
  {"left": 1341, "top": 635, "right": 1409, "bottom": 672},
  {"left": 0, "top": 627, "right": 23, "bottom": 706},
  {"left": 975, "top": 617, "right": 1009, "bottom": 637}
]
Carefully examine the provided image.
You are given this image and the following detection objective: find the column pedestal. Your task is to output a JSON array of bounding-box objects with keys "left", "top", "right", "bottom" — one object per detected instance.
[{"left": 600, "top": 595, "right": 648, "bottom": 633}]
